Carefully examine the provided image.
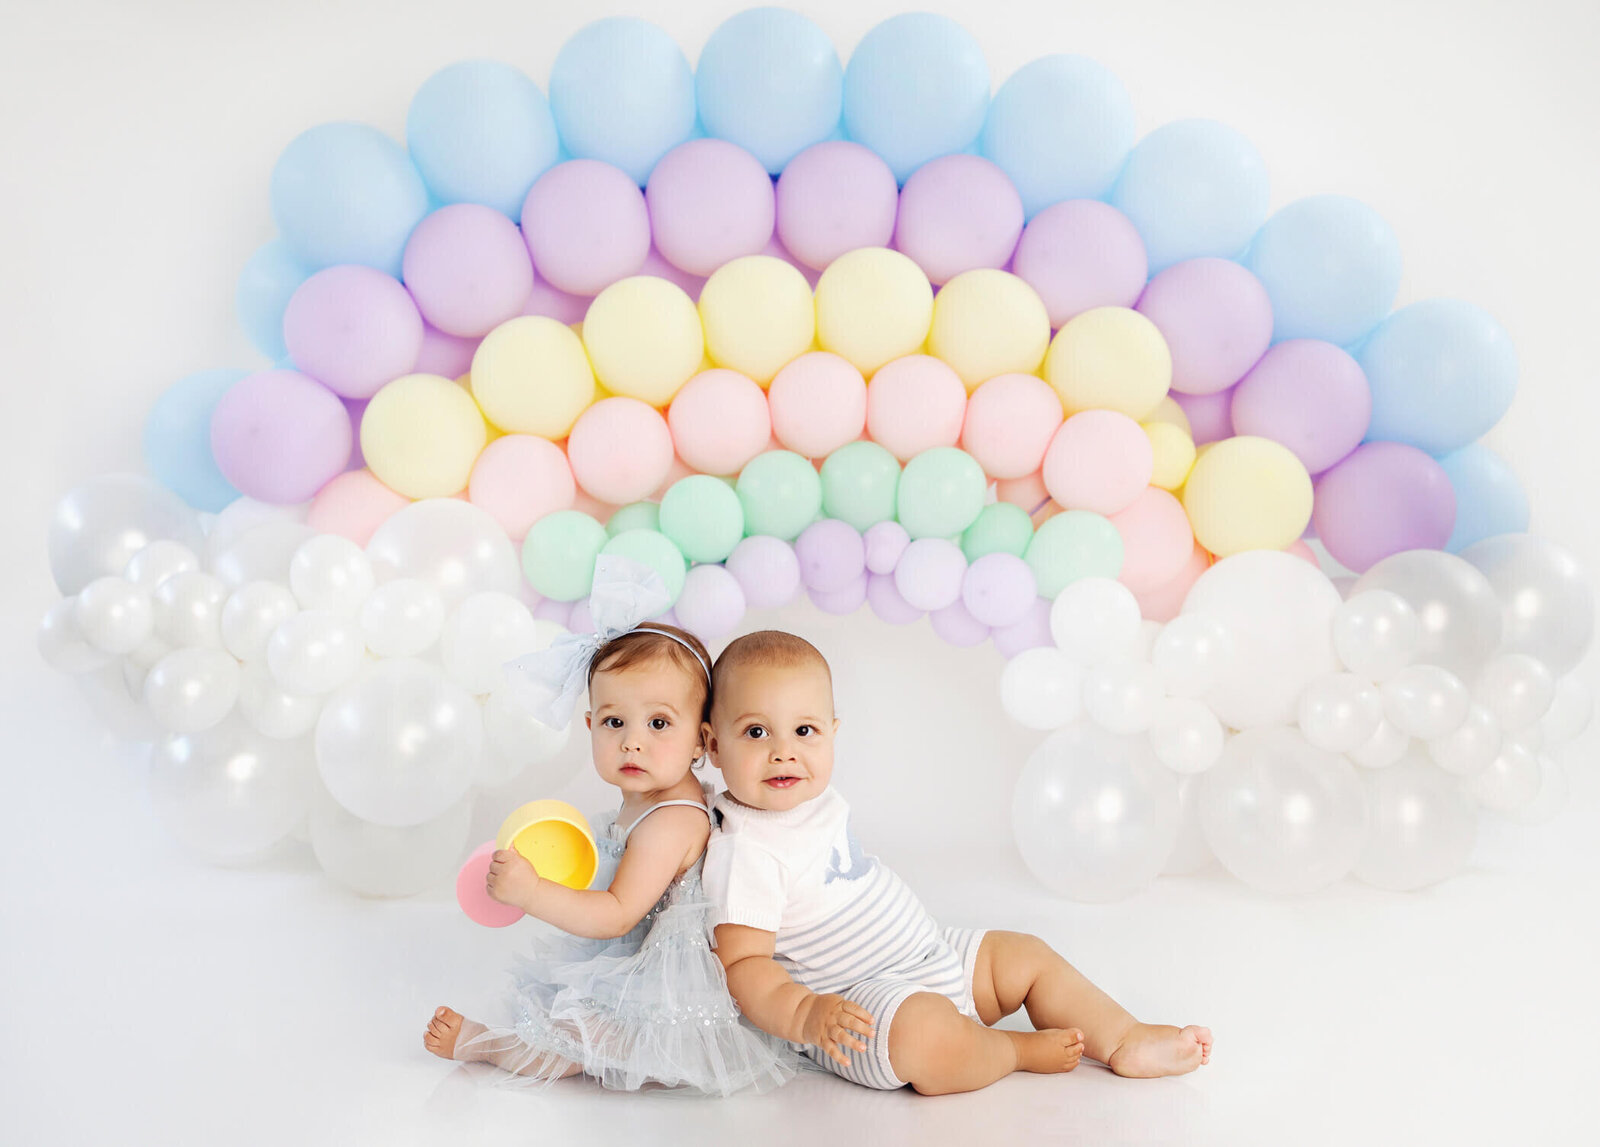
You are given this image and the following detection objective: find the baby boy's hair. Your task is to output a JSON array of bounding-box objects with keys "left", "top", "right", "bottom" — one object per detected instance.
[
  {"left": 589, "top": 624, "right": 713, "bottom": 723},
  {"left": 710, "top": 630, "right": 833, "bottom": 715}
]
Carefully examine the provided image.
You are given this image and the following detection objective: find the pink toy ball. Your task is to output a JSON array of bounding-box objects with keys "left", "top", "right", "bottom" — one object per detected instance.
[
  {"left": 468, "top": 434, "right": 578, "bottom": 540},
  {"left": 775, "top": 141, "right": 899, "bottom": 271},
  {"left": 865, "top": 355, "right": 968, "bottom": 461},
  {"left": 726, "top": 535, "right": 802, "bottom": 609},
  {"left": 992, "top": 596, "right": 1053, "bottom": 658},
  {"left": 894, "top": 154, "right": 1025, "bottom": 285},
  {"left": 521, "top": 159, "right": 651, "bottom": 297},
  {"left": 961, "top": 373, "right": 1065, "bottom": 479},
  {"left": 413, "top": 322, "right": 479, "bottom": 380},
  {"left": 210, "top": 369, "right": 353, "bottom": 505},
  {"left": 1312, "top": 441, "right": 1457, "bottom": 573},
  {"left": 1135, "top": 258, "right": 1274, "bottom": 396},
  {"left": 996, "top": 470, "right": 1050, "bottom": 515},
  {"left": 961, "top": 552, "right": 1038, "bottom": 628},
  {"left": 647, "top": 139, "right": 777, "bottom": 277},
  {"left": 769, "top": 353, "right": 868, "bottom": 458},
  {"left": 457, "top": 841, "right": 524, "bottom": 928},
  {"left": 1170, "top": 388, "right": 1236, "bottom": 446},
  {"left": 929, "top": 599, "right": 991, "bottom": 647},
  {"left": 402, "top": 203, "right": 534, "bottom": 337},
  {"left": 1109, "top": 486, "right": 1195, "bottom": 592},
  {"left": 810, "top": 570, "right": 871, "bottom": 616},
  {"left": 1230, "top": 339, "right": 1372, "bottom": 475},
  {"left": 1131, "top": 541, "right": 1212, "bottom": 623},
  {"left": 1042, "top": 410, "right": 1153, "bottom": 515},
  {"left": 667, "top": 369, "right": 772, "bottom": 476},
  {"left": 866, "top": 571, "right": 923, "bottom": 625},
  {"left": 282, "top": 265, "right": 424, "bottom": 399},
  {"left": 1012, "top": 200, "right": 1148, "bottom": 327},
  {"left": 566, "top": 397, "right": 675, "bottom": 506},
  {"left": 307, "top": 469, "right": 411, "bottom": 545}
]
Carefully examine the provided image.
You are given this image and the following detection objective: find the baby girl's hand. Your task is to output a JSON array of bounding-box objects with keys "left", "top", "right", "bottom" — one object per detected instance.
[
  {"left": 798, "top": 993, "right": 876, "bottom": 1068},
  {"left": 486, "top": 849, "right": 540, "bottom": 911}
]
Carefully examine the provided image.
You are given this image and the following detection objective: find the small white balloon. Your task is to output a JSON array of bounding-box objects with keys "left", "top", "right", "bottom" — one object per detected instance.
[
  {"left": 210, "top": 520, "right": 317, "bottom": 588},
  {"left": 1472, "top": 653, "right": 1555, "bottom": 732},
  {"left": 1348, "top": 718, "right": 1409, "bottom": 769},
  {"left": 1297, "top": 672, "right": 1383, "bottom": 754},
  {"left": 123, "top": 539, "right": 200, "bottom": 593},
  {"left": 38, "top": 598, "right": 114, "bottom": 673},
  {"left": 1332, "top": 590, "right": 1419, "bottom": 680},
  {"left": 1503, "top": 754, "right": 1568, "bottom": 826},
  {"left": 237, "top": 659, "right": 325, "bottom": 739},
  {"left": 289, "top": 535, "right": 376, "bottom": 615},
  {"left": 1049, "top": 578, "right": 1142, "bottom": 665},
  {"left": 482, "top": 683, "right": 578, "bottom": 788},
  {"left": 266, "top": 610, "right": 364, "bottom": 696},
  {"left": 74, "top": 577, "right": 153, "bottom": 654},
  {"left": 152, "top": 570, "right": 228, "bottom": 648},
  {"left": 998, "top": 647, "right": 1084, "bottom": 730},
  {"left": 365, "top": 499, "right": 520, "bottom": 609},
  {"left": 221, "top": 581, "right": 300, "bottom": 662},
  {"left": 1353, "top": 750, "right": 1478, "bottom": 891},
  {"left": 1150, "top": 613, "right": 1232, "bottom": 699},
  {"left": 144, "top": 647, "right": 242, "bottom": 733},
  {"left": 204, "top": 497, "right": 309, "bottom": 567},
  {"left": 122, "top": 635, "right": 174, "bottom": 696},
  {"left": 360, "top": 578, "right": 447, "bottom": 659},
  {"left": 48, "top": 473, "right": 205, "bottom": 595},
  {"left": 1539, "top": 675, "right": 1593, "bottom": 746},
  {"left": 1135, "top": 619, "right": 1164, "bottom": 662},
  {"left": 1466, "top": 737, "right": 1543, "bottom": 813},
  {"left": 1081, "top": 661, "right": 1164, "bottom": 735},
  {"left": 1149, "top": 697, "right": 1225, "bottom": 774},
  {"left": 1381, "top": 665, "right": 1470, "bottom": 740},
  {"left": 1427, "top": 703, "right": 1501, "bottom": 777},
  {"left": 439, "top": 591, "right": 551, "bottom": 695}
]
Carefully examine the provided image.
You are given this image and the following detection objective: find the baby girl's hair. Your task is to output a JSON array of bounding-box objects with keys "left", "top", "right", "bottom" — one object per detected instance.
[
  {"left": 588, "top": 623, "right": 714, "bottom": 723},
  {"left": 710, "top": 630, "right": 833, "bottom": 715}
]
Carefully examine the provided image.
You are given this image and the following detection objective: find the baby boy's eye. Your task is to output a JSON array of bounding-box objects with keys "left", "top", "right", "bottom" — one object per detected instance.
[
  {"left": 602, "top": 716, "right": 623, "bottom": 729},
  {"left": 649, "top": 717, "right": 669, "bottom": 731},
  {"left": 744, "top": 725, "right": 767, "bottom": 740},
  {"left": 796, "top": 725, "right": 814, "bottom": 737}
]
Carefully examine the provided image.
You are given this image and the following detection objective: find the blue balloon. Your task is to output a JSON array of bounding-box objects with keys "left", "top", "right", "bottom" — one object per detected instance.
[
  {"left": 842, "top": 14, "right": 989, "bottom": 184},
  {"left": 143, "top": 370, "right": 249, "bottom": 512},
  {"left": 550, "top": 18, "right": 696, "bottom": 186},
  {"left": 270, "top": 123, "right": 430, "bottom": 277},
  {"left": 697, "top": 9, "right": 842, "bottom": 174},
  {"left": 1244, "top": 196, "right": 1402, "bottom": 347},
  {"left": 1110, "top": 120, "right": 1270, "bottom": 272},
  {"left": 1358, "top": 299, "right": 1518, "bottom": 456},
  {"left": 1438, "top": 444, "right": 1530, "bottom": 553},
  {"left": 406, "top": 60, "right": 560, "bottom": 222},
  {"left": 980, "top": 55, "right": 1135, "bottom": 217},
  {"left": 235, "top": 240, "right": 309, "bottom": 361}
]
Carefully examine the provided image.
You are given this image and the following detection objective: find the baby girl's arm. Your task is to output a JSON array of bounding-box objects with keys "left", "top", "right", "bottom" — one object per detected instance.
[
  {"left": 488, "top": 806, "right": 710, "bottom": 939},
  {"left": 714, "top": 923, "right": 875, "bottom": 1068}
]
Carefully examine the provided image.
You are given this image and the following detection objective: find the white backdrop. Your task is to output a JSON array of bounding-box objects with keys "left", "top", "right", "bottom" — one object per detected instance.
[{"left": 3, "top": 1, "right": 1598, "bottom": 1144}]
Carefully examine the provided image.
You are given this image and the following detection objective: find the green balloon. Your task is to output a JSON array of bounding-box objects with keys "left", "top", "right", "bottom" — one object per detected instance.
[
  {"left": 962, "top": 502, "right": 1035, "bottom": 560},
  {"left": 601, "top": 528, "right": 688, "bottom": 603},
  {"left": 735, "top": 450, "right": 822, "bottom": 541},
  {"left": 606, "top": 501, "right": 661, "bottom": 537},
  {"left": 820, "top": 441, "right": 901, "bottom": 531},
  {"left": 896, "top": 447, "right": 987, "bottom": 539},
  {"left": 659, "top": 475, "right": 745, "bottom": 562},
  {"left": 1025, "top": 510, "right": 1124, "bottom": 597},
  {"left": 522, "top": 510, "right": 608, "bottom": 601}
]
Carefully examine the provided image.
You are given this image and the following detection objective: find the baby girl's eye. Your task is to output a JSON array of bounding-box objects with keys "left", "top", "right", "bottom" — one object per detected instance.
[
  {"left": 744, "top": 725, "right": 767, "bottom": 740},
  {"left": 648, "top": 717, "right": 669, "bottom": 731}
]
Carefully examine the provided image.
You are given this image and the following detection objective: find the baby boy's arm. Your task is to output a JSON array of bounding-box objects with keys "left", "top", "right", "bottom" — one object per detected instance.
[{"left": 714, "top": 923, "right": 876, "bottom": 1068}]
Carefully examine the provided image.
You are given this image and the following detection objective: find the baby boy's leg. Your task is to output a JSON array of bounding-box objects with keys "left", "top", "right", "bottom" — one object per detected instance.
[{"left": 888, "top": 992, "right": 1084, "bottom": 1096}]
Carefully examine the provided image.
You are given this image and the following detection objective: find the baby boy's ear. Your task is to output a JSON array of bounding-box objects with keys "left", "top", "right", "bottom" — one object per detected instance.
[{"left": 700, "top": 721, "right": 719, "bottom": 764}]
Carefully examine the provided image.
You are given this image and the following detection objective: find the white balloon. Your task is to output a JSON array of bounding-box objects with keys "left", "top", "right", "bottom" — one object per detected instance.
[
  {"left": 143, "top": 647, "right": 242, "bottom": 733},
  {"left": 148, "top": 719, "right": 311, "bottom": 860},
  {"left": 1472, "top": 653, "right": 1555, "bottom": 732},
  {"left": 360, "top": 578, "right": 447, "bottom": 659},
  {"left": 221, "top": 581, "right": 300, "bottom": 662},
  {"left": 439, "top": 592, "right": 552, "bottom": 695},
  {"left": 1427, "top": 703, "right": 1501, "bottom": 777},
  {"left": 1466, "top": 736, "right": 1543, "bottom": 814},
  {"left": 1297, "top": 672, "right": 1383, "bottom": 753},
  {"left": 1351, "top": 550, "right": 1501, "bottom": 679},
  {"left": 266, "top": 610, "right": 364, "bottom": 696},
  {"left": 1381, "top": 665, "right": 1469, "bottom": 740},
  {"left": 1151, "top": 613, "right": 1233, "bottom": 699},
  {"left": 73, "top": 577, "right": 153, "bottom": 654},
  {"left": 203, "top": 496, "right": 309, "bottom": 567},
  {"left": 309, "top": 781, "right": 474, "bottom": 897},
  {"left": 289, "top": 535, "right": 375, "bottom": 615},
  {"left": 151, "top": 570, "right": 228, "bottom": 648},
  {"left": 1461, "top": 533, "right": 1594, "bottom": 675},
  {"left": 48, "top": 473, "right": 205, "bottom": 595},
  {"left": 482, "top": 682, "right": 579, "bottom": 788},
  {"left": 1348, "top": 718, "right": 1409, "bottom": 769},
  {"left": 998, "top": 647, "right": 1084, "bottom": 730},
  {"left": 210, "top": 520, "right": 317, "bottom": 588},
  {"left": 1503, "top": 754, "right": 1568, "bottom": 826},
  {"left": 237, "top": 659, "right": 325, "bottom": 739},
  {"left": 1149, "top": 697, "right": 1225, "bottom": 774},
  {"left": 365, "top": 499, "right": 520, "bottom": 609},
  {"left": 1082, "top": 662, "right": 1163, "bottom": 735},
  {"left": 1135, "top": 619, "right": 1164, "bottom": 662},
  {"left": 38, "top": 598, "right": 114, "bottom": 673},
  {"left": 123, "top": 539, "right": 200, "bottom": 593},
  {"left": 1331, "top": 590, "right": 1419, "bottom": 680},
  {"left": 1049, "top": 578, "right": 1142, "bottom": 665},
  {"left": 1161, "top": 773, "right": 1215, "bottom": 876},
  {"left": 122, "top": 635, "right": 173, "bottom": 696},
  {"left": 1353, "top": 750, "right": 1477, "bottom": 891},
  {"left": 1539, "top": 675, "right": 1593, "bottom": 746}
]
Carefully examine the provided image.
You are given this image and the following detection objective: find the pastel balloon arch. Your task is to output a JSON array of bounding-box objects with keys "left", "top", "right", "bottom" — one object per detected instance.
[{"left": 40, "top": 9, "right": 1594, "bottom": 902}]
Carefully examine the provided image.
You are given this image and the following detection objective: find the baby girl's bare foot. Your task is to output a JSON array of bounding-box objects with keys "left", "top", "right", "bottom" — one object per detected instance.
[
  {"left": 1107, "top": 1023, "right": 1212, "bottom": 1078},
  {"left": 423, "top": 1006, "right": 488, "bottom": 1062},
  {"left": 1009, "top": 1027, "right": 1085, "bottom": 1074}
]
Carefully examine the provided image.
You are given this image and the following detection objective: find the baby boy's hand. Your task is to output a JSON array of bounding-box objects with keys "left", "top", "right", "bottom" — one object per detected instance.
[
  {"left": 486, "top": 849, "right": 540, "bottom": 911},
  {"left": 799, "top": 993, "right": 876, "bottom": 1068}
]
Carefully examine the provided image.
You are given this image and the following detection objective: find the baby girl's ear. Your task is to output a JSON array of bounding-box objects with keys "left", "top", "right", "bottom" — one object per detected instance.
[{"left": 584, "top": 711, "right": 592, "bottom": 730}]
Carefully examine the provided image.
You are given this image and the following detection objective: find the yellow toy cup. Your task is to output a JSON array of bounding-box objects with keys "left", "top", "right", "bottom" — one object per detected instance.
[{"left": 495, "top": 799, "right": 598, "bottom": 890}]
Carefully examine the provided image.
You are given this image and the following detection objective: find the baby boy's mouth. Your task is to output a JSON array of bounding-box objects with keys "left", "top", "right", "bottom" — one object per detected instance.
[{"left": 763, "top": 776, "right": 802, "bottom": 788}]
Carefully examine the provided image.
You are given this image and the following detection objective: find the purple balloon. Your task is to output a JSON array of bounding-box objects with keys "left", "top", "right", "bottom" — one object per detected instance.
[
  {"left": 521, "top": 159, "right": 651, "bottom": 296},
  {"left": 1136, "top": 258, "right": 1273, "bottom": 396},
  {"left": 866, "top": 572, "right": 923, "bottom": 625},
  {"left": 961, "top": 552, "right": 1037, "bottom": 628},
  {"left": 795, "top": 519, "right": 866, "bottom": 593},
  {"left": 894, "top": 537, "right": 967, "bottom": 612},
  {"left": 725, "top": 535, "right": 801, "bottom": 609},
  {"left": 863, "top": 520, "right": 911, "bottom": 574},
  {"left": 402, "top": 203, "right": 534, "bottom": 337},
  {"left": 210, "top": 369, "right": 352, "bottom": 505},
  {"left": 413, "top": 322, "right": 480, "bottom": 379},
  {"left": 531, "top": 597, "right": 574, "bottom": 627},
  {"left": 568, "top": 598, "right": 597, "bottom": 635},
  {"left": 1230, "top": 339, "right": 1371, "bottom": 475},
  {"left": 992, "top": 596, "right": 1053, "bottom": 658},
  {"left": 775, "top": 141, "right": 899, "bottom": 271},
  {"left": 1313, "top": 442, "right": 1456, "bottom": 573},
  {"left": 929, "top": 599, "right": 991, "bottom": 647},
  {"left": 893, "top": 155, "right": 1024, "bottom": 284},
  {"left": 809, "top": 570, "right": 869, "bottom": 615},
  {"left": 342, "top": 397, "right": 368, "bottom": 471},
  {"left": 282, "top": 265, "right": 423, "bottom": 399},
  {"left": 1012, "top": 200, "right": 1147, "bottom": 327},
  {"left": 673, "top": 564, "right": 747, "bottom": 643},
  {"left": 1170, "top": 387, "right": 1236, "bottom": 446},
  {"left": 647, "top": 139, "right": 776, "bottom": 277}
]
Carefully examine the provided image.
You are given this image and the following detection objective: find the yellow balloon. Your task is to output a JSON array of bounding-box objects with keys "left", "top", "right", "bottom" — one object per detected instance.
[
  {"left": 699, "top": 256, "right": 815, "bottom": 386},
  {"left": 1144, "top": 421, "right": 1197, "bottom": 491},
  {"left": 1143, "top": 395, "right": 1193, "bottom": 436},
  {"left": 1181, "top": 436, "right": 1312, "bottom": 556},
  {"left": 471, "top": 316, "right": 595, "bottom": 438},
  {"left": 362, "top": 374, "right": 488, "bottom": 498},
  {"left": 1043, "top": 307, "right": 1171, "bottom": 420},
  {"left": 814, "top": 248, "right": 933, "bottom": 376},
  {"left": 926, "top": 269, "right": 1050, "bottom": 390},
  {"left": 583, "top": 276, "right": 704, "bottom": 406}
]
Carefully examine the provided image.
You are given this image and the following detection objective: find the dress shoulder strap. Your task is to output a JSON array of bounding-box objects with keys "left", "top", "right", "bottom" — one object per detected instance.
[{"left": 619, "top": 798, "right": 713, "bottom": 845}]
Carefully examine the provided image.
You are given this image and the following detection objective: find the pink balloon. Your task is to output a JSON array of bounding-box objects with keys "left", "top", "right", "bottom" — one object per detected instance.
[
  {"left": 468, "top": 435, "right": 578, "bottom": 540},
  {"left": 1041, "top": 410, "right": 1153, "bottom": 515},
  {"left": 647, "top": 139, "right": 776, "bottom": 277},
  {"left": 865, "top": 355, "right": 967, "bottom": 461},
  {"left": 992, "top": 597, "right": 1053, "bottom": 658},
  {"left": 413, "top": 323, "right": 480, "bottom": 380},
  {"left": 1110, "top": 487, "right": 1194, "bottom": 592},
  {"left": 403, "top": 204, "right": 534, "bottom": 337},
  {"left": 775, "top": 141, "right": 899, "bottom": 271},
  {"left": 1136, "top": 258, "right": 1273, "bottom": 396},
  {"left": 283, "top": 265, "right": 424, "bottom": 399},
  {"left": 521, "top": 159, "right": 651, "bottom": 296},
  {"left": 307, "top": 469, "right": 410, "bottom": 545},
  {"left": 961, "top": 374, "right": 1064, "bottom": 479},
  {"left": 809, "top": 571, "right": 870, "bottom": 616},
  {"left": 1131, "top": 542, "right": 1212, "bottom": 622},
  {"left": 770, "top": 353, "right": 867, "bottom": 459},
  {"left": 894, "top": 155, "right": 1024, "bottom": 285},
  {"left": 638, "top": 246, "right": 706, "bottom": 301},
  {"left": 571, "top": 489, "right": 620, "bottom": 524},
  {"left": 520, "top": 272, "right": 590, "bottom": 325},
  {"left": 1284, "top": 538, "right": 1320, "bottom": 568},
  {"left": 996, "top": 470, "right": 1050, "bottom": 515},
  {"left": 457, "top": 842, "right": 524, "bottom": 927},
  {"left": 1170, "top": 387, "right": 1236, "bottom": 446},
  {"left": 1012, "top": 200, "right": 1147, "bottom": 327},
  {"left": 1230, "top": 339, "right": 1371, "bottom": 475},
  {"left": 866, "top": 572, "right": 922, "bottom": 625},
  {"left": 929, "top": 599, "right": 991, "bottom": 647},
  {"left": 667, "top": 369, "right": 771, "bottom": 476},
  {"left": 211, "top": 369, "right": 352, "bottom": 505},
  {"left": 566, "top": 397, "right": 674, "bottom": 505}
]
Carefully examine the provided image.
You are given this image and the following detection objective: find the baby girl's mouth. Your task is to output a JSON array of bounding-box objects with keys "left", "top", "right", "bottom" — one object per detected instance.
[
  {"left": 620, "top": 765, "right": 646, "bottom": 776},
  {"left": 763, "top": 776, "right": 801, "bottom": 788}
]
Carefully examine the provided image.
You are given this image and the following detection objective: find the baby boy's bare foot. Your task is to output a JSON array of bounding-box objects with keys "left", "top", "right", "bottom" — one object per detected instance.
[
  {"left": 1107, "top": 1023, "right": 1212, "bottom": 1078},
  {"left": 423, "top": 1006, "right": 488, "bottom": 1062},
  {"left": 1010, "top": 1027, "right": 1085, "bottom": 1074}
]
